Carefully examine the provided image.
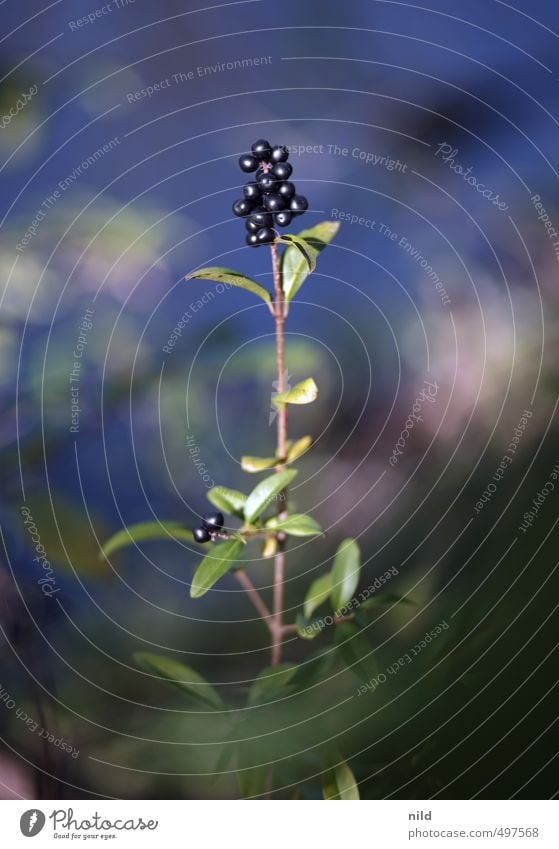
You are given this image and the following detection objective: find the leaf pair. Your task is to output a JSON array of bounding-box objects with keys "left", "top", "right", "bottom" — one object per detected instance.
[
  {"left": 241, "top": 434, "right": 314, "bottom": 473},
  {"left": 184, "top": 222, "right": 340, "bottom": 317}
]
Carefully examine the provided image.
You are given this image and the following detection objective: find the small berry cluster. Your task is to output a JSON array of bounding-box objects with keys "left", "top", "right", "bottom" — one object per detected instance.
[
  {"left": 233, "top": 139, "right": 309, "bottom": 246},
  {"left": 192, "top": 511, "right": 225, "bottom": 544}
]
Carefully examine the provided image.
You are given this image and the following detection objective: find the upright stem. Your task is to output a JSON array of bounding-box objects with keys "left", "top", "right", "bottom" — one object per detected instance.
[{"left": 271, "top": 242, "right": 288, "bottom": 665}]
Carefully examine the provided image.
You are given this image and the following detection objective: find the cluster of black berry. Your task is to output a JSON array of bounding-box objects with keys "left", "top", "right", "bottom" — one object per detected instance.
[
  {"left": 193, "top": 511, "right": 224, "bottom": 544},
  {"left": 233, "top": 139, "right": 309, "bottom": 246}
]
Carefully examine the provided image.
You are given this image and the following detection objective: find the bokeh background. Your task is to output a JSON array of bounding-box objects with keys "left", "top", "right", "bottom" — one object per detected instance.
[{"left": 0, "top": 0, "right": 558, "bottom": 800}]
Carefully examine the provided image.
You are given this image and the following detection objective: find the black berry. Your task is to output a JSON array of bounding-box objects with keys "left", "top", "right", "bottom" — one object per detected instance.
[
  {"left": 193, "top": 525, "right": 211, "bottom": 544},
  {"left": 270, "top": 145, "right": 289, "bottom": 163},
  {"left": 233, "top": 141, "right": 306, "bottom": 243},
  {"left": 239, "top": 154, "right": 259, "bottom": 173},
  {"left": 251, "top": 208, "right": 274, "bottom": 228},
  {"left": 203, "top": 511, "right": 224, "bottom": 531},
  {"left": 278, "top": 181, "right": 295, "bottom": 200},
  {"left": 264, "top": 194, "right": 286, "bottom": 212},
  {"left": 251, "top": 139, "right": 272, "bottom": 161},
  {"left": 275, "top": 210, "right": 292, "bottom": 227},
  {"left": 233, "top": 198, "right": 253, "bottom": 217},
  {"left": 256, "top": 227, "right": 275, "bottom": 244},
  {"left": 243, "top": 181, "right": 261, "bottom": 201},
  {"left": 290, "top": 194, "right": 308, "bottom": 215},
  {"left": 257, "top": 173, "right": 280, "bottom": 194},
  {"left": 245, "top": 216, "right": 261, "bottom": 233},
  {"left": 272, "top": 162, "right": 292, "bottom": 181}
]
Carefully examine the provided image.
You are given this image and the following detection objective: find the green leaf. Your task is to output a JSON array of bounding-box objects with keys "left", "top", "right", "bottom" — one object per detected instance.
[
  {"left": 272, "top": 377, "right": 318, "bottom": 407},
  {"left": 100, "top": 521, "right": 193, "bottom": 558},
  {"left": 207, "top": 486, "right": 247, "bottom": 518},
  {"left": 244, "top": 469, "right": 297, "bottom": 523},
  {"left": 330, "top": 538, "right": 360, "bottom": 610},
  {"left": 190, "top": 538, "right": 244, "bottom": 598},
  {"left": 238, "top": 747, "right": 270, "bottom": 798},
  {"left": 286, "top": 434, "right": 313, "bottom": 462},
  {"left": 265, "top": 513, "right": 323, "bottom": 538},
  {"left": 133, "top": 653, "right": 223, "bottom": 709},
  {"left": 334, "top": 622, "right": 376, "bottom": 682},
  {"left": 185, "top": 267, "right": 272, "bottom": 311},
  {"left": 247, "top": 663, "right": 298, "bottom": 706},
  {"left": 360, "top": 593, "right": 414, "bottom": 613},
  {"left": 240, "top": 455, "right": 277, "bottom": 473},
  {"left": 281, "top": 221, "right": 340, "bottom": 305},
  {"left": 304, "top": 572, "right": 333, "bottom": 618},
  {"left": 291, "top": 649, "right": 334, "bottom": 690},
  {"left": 322, "top": 760, "right": 360, "bottom": 800},
  {"left": 276, "top": 234, "right": 317, "bottom": 274},
  {"left": 295, "top": 611, "right": 326, "bottom": 640},
  {"left": 212, "top": 740, "right": 237, "bottom": 782},
  {"left": 243, "top": 435, "right": 313, "bottom": 470}
]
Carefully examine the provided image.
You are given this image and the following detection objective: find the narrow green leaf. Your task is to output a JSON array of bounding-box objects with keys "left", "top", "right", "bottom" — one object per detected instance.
[
  {"left": 291, "top": 649, "right": 334, "bottom": 690},
  {"left": 207, "top": 486, "right": 247, "bottom": 518},
  {"left": 212, "top": 740, "right": 237, "bottom": 782},
  {"left": 275, "top": 234, "right": 316, "bottom": 274},
  {"left": 266, "top": 513, "right": 323, "bottom": 538},
  {"left": 281, "top": 221, "right": 340, "bottom": 305},
  {"left": 272, "top": 377, "right": 318, "bottom": 407},
  {"left": 286, "top": 434, "right": 313, "bottom": 463},
  {"left": 330, "top": 538, "right": 360, "bottom": 610},
  {"left": 335, "top": 621, "right": 376, "bottom": 682},
  {"left": 190, "top": 538, "right": 244, "bottom": 598},
  {"left": 244, "top": 469, "right": 297, "bottom": 523},
  {"left": 360, "top": 593, "right": 414, "bottom": 613},
  {"left": 247, "top": 663, "right": 298, "bottom": 706},
  {"left": 322, "top": 760, "right": 360, "bottom": 800},
  {"left": 295, "top": 611, "right": 326, "bottom": 640},
  {"left": 185, "top": 266, "right": 272, "bottom": 310},
  {"left": 354, "top": 594, "right": 414, "bottom": 627},
  {"left": 238, "top": 748, "right": 270, "bottom": 798},
  {"left": 304, "top": 572, "right": 333, "bottom": 618},
  {"left": 100, "top": 521, "right": 193, "bottom": 558},
  {"left": 133, "top": 653, "right": 223, "bottom": 709},
  {"left": 240, "top": 455, "right": 277, "bottom": 473}
]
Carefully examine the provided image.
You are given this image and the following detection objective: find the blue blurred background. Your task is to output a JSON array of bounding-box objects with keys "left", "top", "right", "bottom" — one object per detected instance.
[{"left": 0, "top": 0, "right": 558, "bottom": 799}]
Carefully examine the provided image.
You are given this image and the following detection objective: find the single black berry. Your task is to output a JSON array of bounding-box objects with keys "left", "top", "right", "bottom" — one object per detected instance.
[
  {"left": 203, "top": 511, "right": 224, "bottom": 531},
  {"left": 193, "top": 525, "right": 211, "bottom": 544},
  {"left": 290, "top": 194, "right": 308, "bottom": 215},
  {"left": 243, "top": 181, "right": 261, "bottom": 201},
  {"left": 275, "top": 210, "right": 292, "bottom": 227},
  {"left": 245, "top": 216, "right": 261, "bottom": 233},
  {"left": 270, "top": 145, "right": 289, "bottom": 163},
  {"left": 257, "top": 172, "right": 279, "bottom": 194},
  {"left": 251, "top": 207, "right": 274, "bottom": 228},
  {"left": 264, "top": 193, "right": 286, "bottom": 212},
  {"left": 246, "top": 232, "right": 260, "bottom": 247},
  {"left": 278, "top": 180, "right": 295, "bottom": 200},
  {"left": 272, "top": 162, "right": 292, "bottom": 181},
  {"left": 256, "top": 227, "right": 275, "bottom": 244},
  {"left": 239, "top": 154, "right": 259, "bottom": 173},
  {"left": 233, "top": 198, "right": 253, "bottom": 217},
  {"left": 251, "top": 139, "right": 272, "bottom": 161}
]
